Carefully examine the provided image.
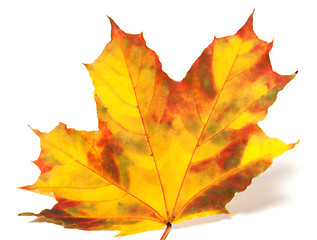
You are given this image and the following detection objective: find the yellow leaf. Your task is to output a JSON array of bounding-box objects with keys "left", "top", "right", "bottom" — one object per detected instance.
[{"left": 20, "top": 13, "right": 297, "bottom": 239}]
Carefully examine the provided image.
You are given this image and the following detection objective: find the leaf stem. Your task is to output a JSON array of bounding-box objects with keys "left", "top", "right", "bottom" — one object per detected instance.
[{"left": 160, "top": 222, "right": 172, "bottom": 240}]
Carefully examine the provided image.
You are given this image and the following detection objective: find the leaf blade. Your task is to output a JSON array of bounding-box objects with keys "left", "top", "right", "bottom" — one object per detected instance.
[{"left": 20, "top": 13, "right": 297, "bottom": 237}]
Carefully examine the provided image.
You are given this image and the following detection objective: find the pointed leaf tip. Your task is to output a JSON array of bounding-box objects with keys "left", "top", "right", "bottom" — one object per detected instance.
[
  {"left": 246, "top": 11, "right": 254, "bottom": 26},
  {"left": 290, "top": 71, "right": 298, "bottom": 79},
  {"left": 246, "top": 9, "right": 255, "bottom": 26},
  {"left": 106, "top": 15, "right": 116, "bottom": 27},
  {"left": 107, "top": 16, "right": 123, "bottom": 38},
  {"left": 82, "top": 63, "right": 90, "bottom": 70},
  {"left": 289, "top": 140, "right": 300, "bottom": 150},
  {"left": 237, "top": 10, "right": 255, "bottom": 36},
  {"left": 18, "top": 185, "right": 31, "bottom": 191},
  {"left": 19, "top": 212, "right": 36, "bottom": 217},
  {"left": 28, "top": 125, "right": 41, "bottom": 136},
  {"left": 251, "top": 8, "right": 255, "bottom": 17}
]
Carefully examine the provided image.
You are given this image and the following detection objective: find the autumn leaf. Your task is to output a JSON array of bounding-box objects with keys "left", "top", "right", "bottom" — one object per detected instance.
[{"left": 20, "top": 12, "right": 297, "bottom": 239}]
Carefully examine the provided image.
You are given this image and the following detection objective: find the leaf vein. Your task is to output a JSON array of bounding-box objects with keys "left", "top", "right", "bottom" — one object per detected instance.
[
  {"left": 39, "top": 137, "right": 165, "bottom": 223},
  {"left": 172, "top": 33, "right": 248, "bottom": 217},
  {"left": 116, "top": 41, "right": 168, "bottom": 220}
]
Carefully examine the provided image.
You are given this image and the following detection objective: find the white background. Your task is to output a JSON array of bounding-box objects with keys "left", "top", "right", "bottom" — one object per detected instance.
[{"left": 0, "top": 0, "right": 316, "bottom": 239}]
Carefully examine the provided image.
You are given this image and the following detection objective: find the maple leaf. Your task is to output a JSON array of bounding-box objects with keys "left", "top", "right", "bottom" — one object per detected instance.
[{"left": 20, "top": 12, "right": 297, "bottom": 239}]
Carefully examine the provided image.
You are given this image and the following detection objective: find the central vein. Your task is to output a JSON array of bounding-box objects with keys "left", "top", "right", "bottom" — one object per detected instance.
[{"left": 119, "top": 41, "right": 169, "bottom": 221}]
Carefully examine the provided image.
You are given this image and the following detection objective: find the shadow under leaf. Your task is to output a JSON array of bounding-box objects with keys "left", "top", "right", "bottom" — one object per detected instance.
[{"left": 174, "top": 158, "right": 296, "bottom": 229}]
